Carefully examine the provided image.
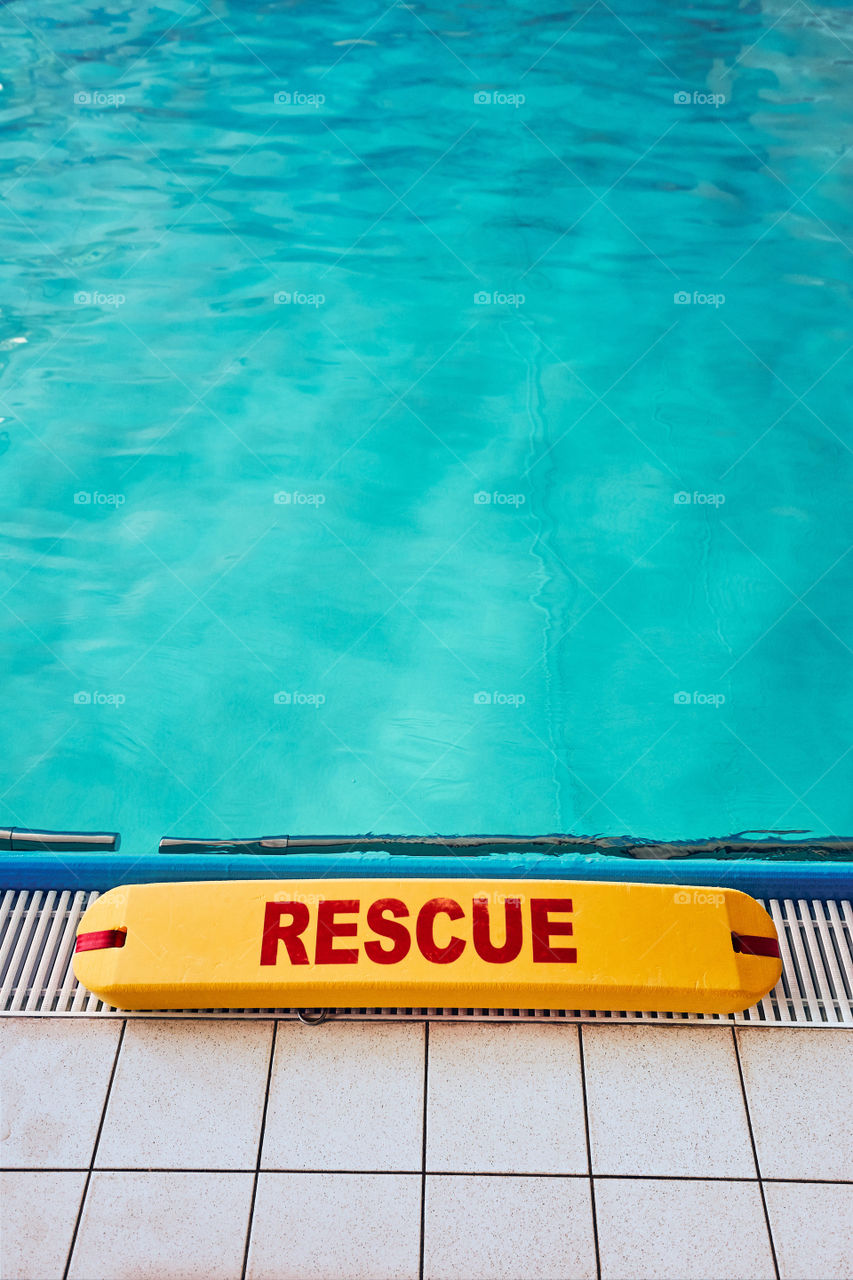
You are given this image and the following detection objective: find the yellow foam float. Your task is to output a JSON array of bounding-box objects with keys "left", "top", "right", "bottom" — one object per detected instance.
[{"left": 72, "top": 877, "right": 781, "bottom": 1013}]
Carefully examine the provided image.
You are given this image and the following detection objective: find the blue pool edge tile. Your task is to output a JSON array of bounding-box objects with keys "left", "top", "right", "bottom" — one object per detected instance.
[{"left": 2, "top": 851, "right": 852, "bottom": 899}]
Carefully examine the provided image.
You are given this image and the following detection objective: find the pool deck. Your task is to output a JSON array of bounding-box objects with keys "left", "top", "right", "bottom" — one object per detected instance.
[{"left": 1, "top": 1018, "right": 851, "bottom": 1279}]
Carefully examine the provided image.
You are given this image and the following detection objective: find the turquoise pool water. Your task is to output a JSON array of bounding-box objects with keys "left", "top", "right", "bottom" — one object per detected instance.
[{"left": 2, "top": 1, "right": 852, "bottom": 854}]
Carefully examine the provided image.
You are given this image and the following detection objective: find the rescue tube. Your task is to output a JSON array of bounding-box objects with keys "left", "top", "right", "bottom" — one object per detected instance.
[{"left": 72, "top": 877, "right": 781, "bottom": 1013}]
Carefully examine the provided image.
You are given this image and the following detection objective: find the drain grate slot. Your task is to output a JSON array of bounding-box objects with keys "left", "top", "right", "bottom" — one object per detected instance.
[{"left": 1, "top": 888, "right": 852, "bottom": 1026}]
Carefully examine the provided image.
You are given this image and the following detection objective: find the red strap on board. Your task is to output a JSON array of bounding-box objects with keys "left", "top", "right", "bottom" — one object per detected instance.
[
  {"left": 731, "top": 931, "right": 780, "bottom": 958},
  {"left": 75, "top": 929, "right": 126, "bottom": 953}
]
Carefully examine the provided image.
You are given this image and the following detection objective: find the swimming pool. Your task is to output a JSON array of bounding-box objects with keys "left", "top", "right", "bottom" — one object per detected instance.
[{"left": 2, "top": 0, "right": 852, "bottom": 855}]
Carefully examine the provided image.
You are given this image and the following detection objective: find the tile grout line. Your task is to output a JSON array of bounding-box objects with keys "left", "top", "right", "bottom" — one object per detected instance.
[
  {"left": 418, "top": 1020, "right": 429, "bottom": 1280},
  {"left": 5, "top": 1168, "right": 852, "bottom": 1182},
  {"left": 241, "top": 1019, "right": 278, "bottom": 1280},
  {"left": 6, "top": 1167, "right": 850, "bottom": 1182},
  {"left": 577, "top": 1025, "right": 601, "bottom": 1280},
  {"left": 61, "top": 1018, "right": 127, "bottom": 1280},
  {"left": 731, "top": 1027, "right": 780, "bottom": 1280}
]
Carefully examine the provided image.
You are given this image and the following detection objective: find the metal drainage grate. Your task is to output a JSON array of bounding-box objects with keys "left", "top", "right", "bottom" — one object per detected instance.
[{"left": 1, "top": 888, "right": 852, "bottom": 1026}]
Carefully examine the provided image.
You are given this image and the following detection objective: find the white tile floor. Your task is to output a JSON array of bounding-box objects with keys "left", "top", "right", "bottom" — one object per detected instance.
[
  {"left": 1, "top": 1018, "right": 851, "bottom": 1280},
  {"left": 594, "top": 1178, "right": 775, "bottom": 1280},
  {"left": 262, "top": 1021, "right": 424, "bottom": 1172},
  {"left": 583, "top": 1024, "right": 755, "bottom": 1178},
  {"left": 96, "top": 1020, "right": 273, "bottom": 1171},
  {"left": 426, "top": 1022, "right": 588, "bottom": 1174}
]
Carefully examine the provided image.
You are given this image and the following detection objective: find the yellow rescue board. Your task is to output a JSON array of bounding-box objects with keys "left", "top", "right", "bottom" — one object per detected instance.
[{"left": 72, "top": 878, "right": 781, "bottom": 1013}]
